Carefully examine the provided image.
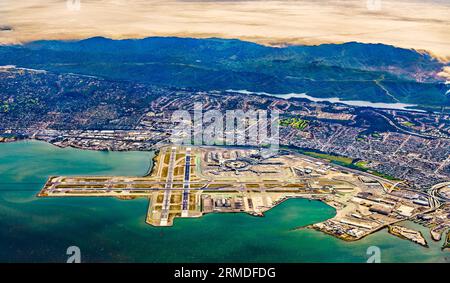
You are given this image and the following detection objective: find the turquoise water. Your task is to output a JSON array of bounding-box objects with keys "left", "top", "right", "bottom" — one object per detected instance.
[{"left": 0, "top": 141, "right": 448, "bottom": 262}]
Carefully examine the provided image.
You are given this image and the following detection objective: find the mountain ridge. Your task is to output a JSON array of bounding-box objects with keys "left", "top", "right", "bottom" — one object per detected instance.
[{"left": 0, "top": 37, "right": 448, "bottom": 107}]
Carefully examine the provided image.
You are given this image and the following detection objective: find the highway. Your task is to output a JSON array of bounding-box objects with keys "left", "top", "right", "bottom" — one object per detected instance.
[{"left": 428, "top": 182, "right": 450, "bottom": 208}]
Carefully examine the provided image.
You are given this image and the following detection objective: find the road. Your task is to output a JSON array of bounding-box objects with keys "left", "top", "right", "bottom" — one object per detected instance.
[{"left": 428, "top": 182, "right": 450, "bottom": 208}]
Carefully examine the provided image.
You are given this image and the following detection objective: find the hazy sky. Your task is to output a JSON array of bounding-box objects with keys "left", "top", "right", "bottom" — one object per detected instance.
[{"left": 1, "top": 0, "right": 449, "bottom": 60}]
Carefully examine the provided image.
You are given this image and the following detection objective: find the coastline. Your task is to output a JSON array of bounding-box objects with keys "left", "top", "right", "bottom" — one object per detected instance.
[
  {"left": 1, "top": 140, "right": 449, "bottom": 262},
  {"left": 2, "top": 138, "right": 447, "bottom": 248},
  {"left": 226, "top": 89, "right": 425, "bottom": 112},
  {"left": 303, "top": 210, "right": 407, "bottom": 242},
  {"left": 444, "top": 232, "right": 450, "bottom": 250},
  {"left": 388, "top": 225, "right": 429, "bottom": 248}
]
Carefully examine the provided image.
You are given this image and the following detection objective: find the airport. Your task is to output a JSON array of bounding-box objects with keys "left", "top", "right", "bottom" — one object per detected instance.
[{"left": 39, "top": 145, "right": 449, "bottom": 247}]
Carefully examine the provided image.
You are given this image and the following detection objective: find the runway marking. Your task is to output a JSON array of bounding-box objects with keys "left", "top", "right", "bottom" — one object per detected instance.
[{"left": 160, "top": 146, "right": 177, "bottom": 226}]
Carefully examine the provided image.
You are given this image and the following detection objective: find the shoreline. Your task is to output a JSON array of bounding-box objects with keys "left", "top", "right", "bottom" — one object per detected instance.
[
  {"left": 5, "top": 138, "right": 448, "bottom": 246},
  {"left": 227, "top": 89, "right": 426, "bottom": 112},
  {"left": 304, "top": 212, "right": 408, "bottom": 242},
  {"left": 388, "top": 225, "right": 429, "bottom": 248},
  {"left": 444, "top": 232, "right": 450, "bottom": 250}
]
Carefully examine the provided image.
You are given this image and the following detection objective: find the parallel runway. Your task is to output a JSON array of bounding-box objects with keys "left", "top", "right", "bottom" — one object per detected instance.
[
  {"left": 182, "top": 148, "right": 192, "bottom": 214},
  {"left": 160, "top": 147, "right": 177, "bottom": 225}
]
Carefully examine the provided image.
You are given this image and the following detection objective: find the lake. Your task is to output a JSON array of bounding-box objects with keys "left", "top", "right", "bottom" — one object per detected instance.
[{"left": 227, "top": 89, "right": 423, "bottom": 112}]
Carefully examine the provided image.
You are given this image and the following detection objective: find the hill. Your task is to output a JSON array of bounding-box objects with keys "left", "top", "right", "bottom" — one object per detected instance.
[{"left": 0, "top": 37, "right": 448, "bottom": 106}]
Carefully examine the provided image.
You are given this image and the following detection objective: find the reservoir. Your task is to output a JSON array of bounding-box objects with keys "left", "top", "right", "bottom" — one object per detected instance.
[
  {"left": 0, "top": 141, "right": 448, "bottom": 262},
  {"left": 227, "top": 90, "right": 422, "bottom": 112}
]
